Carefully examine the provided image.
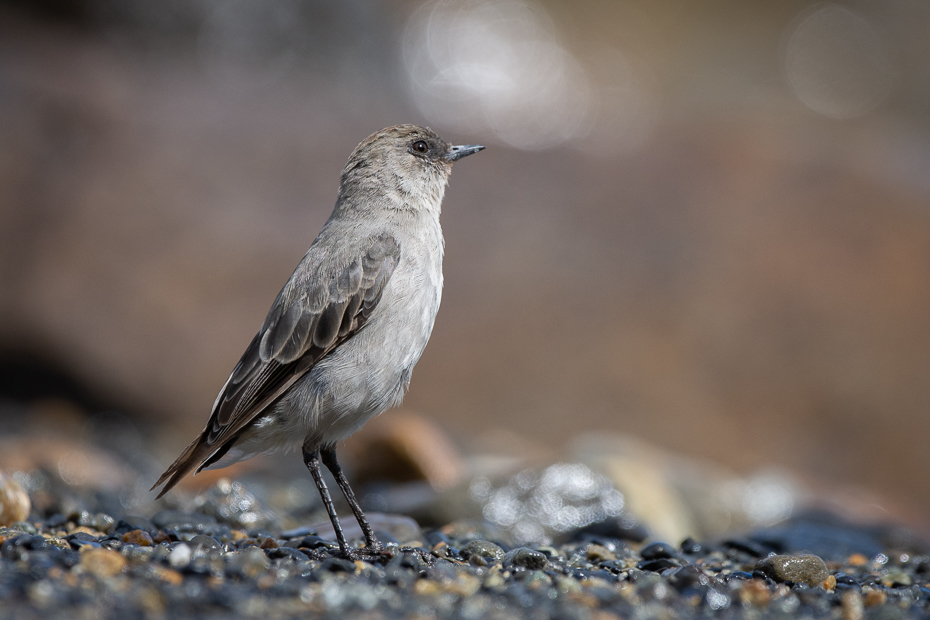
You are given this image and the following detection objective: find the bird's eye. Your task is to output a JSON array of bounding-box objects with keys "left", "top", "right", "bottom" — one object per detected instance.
[{"left": 412, "top": 140, "right": 428, "bottom": 153}]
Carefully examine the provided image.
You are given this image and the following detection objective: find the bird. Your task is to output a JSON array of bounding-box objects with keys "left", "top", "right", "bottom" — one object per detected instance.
[{"left": 151, "top": 125, "right": 484, "bottom": 558}]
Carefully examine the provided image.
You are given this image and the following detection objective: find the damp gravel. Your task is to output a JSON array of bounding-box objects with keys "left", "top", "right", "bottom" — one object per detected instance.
[{"left": 1, "top": 503, "right": 929, "bottom": 619}]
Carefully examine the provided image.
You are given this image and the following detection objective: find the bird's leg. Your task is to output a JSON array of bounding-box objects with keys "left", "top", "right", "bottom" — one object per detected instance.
[
  {"left": 302, "top": 446, "right": 353, "bottom": 558},
  {"left": 320, "top": 445, "right": 383, "bottom": 554}
]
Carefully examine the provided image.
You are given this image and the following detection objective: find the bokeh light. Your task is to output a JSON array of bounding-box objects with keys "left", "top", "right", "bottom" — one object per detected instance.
[
  {"left": 783, "top": 4, "right": 893, "bottom": 119},
  {"left": 403, "top": 0, "right": 594, "bottom": 150}
]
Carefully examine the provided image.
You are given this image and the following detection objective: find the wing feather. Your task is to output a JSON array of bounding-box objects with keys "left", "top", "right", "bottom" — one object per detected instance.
[{"left": 151, "top": 234, "right": 400, "bottom": 497}]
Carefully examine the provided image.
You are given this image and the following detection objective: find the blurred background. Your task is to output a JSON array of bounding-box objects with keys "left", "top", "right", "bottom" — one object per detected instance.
[{"left": 1, "top": 0, "right": 929, "bottom": 540}]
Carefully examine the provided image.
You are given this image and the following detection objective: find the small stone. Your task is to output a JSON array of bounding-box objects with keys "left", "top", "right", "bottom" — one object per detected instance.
[
  {"left": 585, "top": 544, "right": 616, "bottom": 562},
  {"left": 168, "top": 544, "right": 192, "bottom": 569},
  {"left": 755, "top": 554, "right": 829, "bottom": 587},
  {"left": 848, "top": 553, "right": 868, "bottom": 566},
  {"left": 78, "top": 512, "right": 115, "bottom": 533},
  {"left": 841, "top": 589, "right": 864, "bottom": 620},
  {"left": 862, "top": 588, "right": 885, "bottom": 607},
  {"left": 460, "top": 540, "right": 505, "bottom": 562},
  {"left": 80, "top": 548, "right": 126, "bottom": 578},
  {"left": 504, "top": 547, "right": 548, "bottom": 570},
  {"left": 739, "top": 580, "right": 771, "bottom": 606},
  {"left": 640, "top": 542, "right": 677, "bottom": 561},
  {"left": 122, "top": 529, "right": 154, "bottom": 546},
  {"left": 0, "top": 470, "right": 30, "bottom": 527}
]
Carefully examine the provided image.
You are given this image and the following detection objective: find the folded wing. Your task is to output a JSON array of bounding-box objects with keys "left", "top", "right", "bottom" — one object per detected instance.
[{"left": 152, "top": 234, "right": 400, "bottom": 497}]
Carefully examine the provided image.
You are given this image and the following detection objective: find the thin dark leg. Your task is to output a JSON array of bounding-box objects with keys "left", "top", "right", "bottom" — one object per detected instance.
[
  {"left": 302, "top": 446, "right": 351, "bottom": 556},
  {"left": 320, "top": 444, "right": 382, "bottom": 552}
]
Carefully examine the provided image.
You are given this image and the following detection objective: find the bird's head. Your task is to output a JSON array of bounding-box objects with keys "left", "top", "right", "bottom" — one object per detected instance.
[{"left": 339, "top": 125, "right": 484, "bottom": 214}]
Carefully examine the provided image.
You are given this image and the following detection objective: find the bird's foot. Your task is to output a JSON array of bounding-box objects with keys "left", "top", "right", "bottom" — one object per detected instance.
[{"left": 334, "top": 541, "right": 390, "bottom": 564}]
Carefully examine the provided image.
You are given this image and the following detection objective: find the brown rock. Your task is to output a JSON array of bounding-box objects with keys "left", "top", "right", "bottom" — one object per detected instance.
[
  {"left": 863, "top": 588, "right": 886, "bottom": 608},
  {"left": 346, "top": 411, "right": 465, "bottom": 490},
  {"left": 755, "top": 554, "right": 829, "bottom": 587},
  {"left": 122, "top": 529, "right": 154, "bottom": 546},
  {"left": 80, "top": 548, "right": 126, "bottom": 578},
  {"left": 0, "top": 469, "right": 30, "bottom": 526},
  {"left": 739, "top": 579, "right": 771, "bottom": 607}
]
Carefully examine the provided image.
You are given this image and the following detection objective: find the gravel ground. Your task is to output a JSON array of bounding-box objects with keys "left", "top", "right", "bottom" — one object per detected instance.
[{"left": 1, "top": 499, "right": 929, "bottom": 619}]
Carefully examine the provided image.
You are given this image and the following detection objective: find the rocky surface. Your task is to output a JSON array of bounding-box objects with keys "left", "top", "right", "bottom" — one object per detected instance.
[
  {"left": 1, "top": 480, "right": 929, "bottom": 620},
  {"left": 0, "top": 397, "right": 928, "bottom": 618}
]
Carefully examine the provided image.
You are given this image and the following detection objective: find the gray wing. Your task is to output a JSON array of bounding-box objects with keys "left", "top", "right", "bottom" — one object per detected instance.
[{"left": 152, "top": 234, "right": 400, "bottom": 496}]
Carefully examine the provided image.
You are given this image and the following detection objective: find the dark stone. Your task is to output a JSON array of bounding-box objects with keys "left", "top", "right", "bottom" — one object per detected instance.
[
  {"left": 460, "top": 540, "right": 505, "bottom": 562},
  {"left": 589, "top": 569, "right": 617, "bottom": 582},
  {"left": 755, "top": 554, "right": 829, "bottom": 587},
  {"left": 295, "top": 535, "right": 338, "bottom": 550},
  {"left": 640, "top": 542, "right": 678, "bottom": 560},
  {"left": 267, "top": 547, "right": 309, "bottom": 562},
  {"left": 110, "top": 516, "right": 157, "bottom": 536},
  {"left": 637, "top": 558, "right": 679, "bottom": 572},
  {"left": 666, "top": 565, "right": 714, "bottom": 592},
  {"left": 721, "top": 538, "right": 772, "bottom": 558},
  {"left": 679, "top": 537, "right": 702, "bottom": 554},
  {"left": 835, "top": 572, "right": 859, "bottom": 586},
  {"left": 318, "top": 557, "right": 356, "bottom": 573},
  {"left": 504, "top": 548, "right": 548, "bottom": 570}
]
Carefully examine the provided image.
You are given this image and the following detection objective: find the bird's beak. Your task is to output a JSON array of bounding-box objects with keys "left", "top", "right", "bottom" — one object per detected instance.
[{"left": 446, "top": 144, "right": 486, "bottom": 161}]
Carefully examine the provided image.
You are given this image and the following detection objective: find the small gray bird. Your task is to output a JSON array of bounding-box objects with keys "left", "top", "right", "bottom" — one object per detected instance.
[{"left": 152, "top": 125, "right": 483, "bottom": 557}]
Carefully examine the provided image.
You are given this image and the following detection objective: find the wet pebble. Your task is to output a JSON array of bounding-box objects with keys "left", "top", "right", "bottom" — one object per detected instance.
[
  {"left": 504, "top": 547, "right": 548, "bottom": 570},
  {"left": 79, "top": 547, "right": 126, "bottom": 578},
  {"left": 460, "top": 540, "right": 504, "bottom": 563},
  {"left": 755, "top": 553, "right": 830, "bottom": 587},
  {"left": 122, "top": 529, "right": 154, "bottom": 546},
  {"left": 640, "top": 541, "right": 678, "bottom": 560},
  {"left": 168, "top": 543, "right": 192, "bottom": 569}
]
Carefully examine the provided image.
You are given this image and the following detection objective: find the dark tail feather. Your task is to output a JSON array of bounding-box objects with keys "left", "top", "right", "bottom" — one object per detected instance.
[{"left": 150, "top": 432, "right": 214, "bottom": 499}]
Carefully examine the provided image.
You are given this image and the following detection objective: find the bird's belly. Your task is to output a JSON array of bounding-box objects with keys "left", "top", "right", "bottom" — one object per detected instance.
[{"left": 278, "top": 271, "right": 441, "bottom": 448}]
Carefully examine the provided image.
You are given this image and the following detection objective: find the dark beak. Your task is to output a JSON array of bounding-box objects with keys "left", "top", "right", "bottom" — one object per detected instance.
[{"left": 446, "top": 144, "right": 486, "bottom": 161}]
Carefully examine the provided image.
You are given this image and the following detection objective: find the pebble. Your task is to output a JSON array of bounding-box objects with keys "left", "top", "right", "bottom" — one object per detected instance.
[
  {"left": 755, "top": 554, "right": 829, "bottom": 587},
  {"left": 168, "top": 543, "right": 192, "bottom": 568},
  {"left": 0, "top": 488, "right": 926, "bottom": 619},
  {"left": 504, "top": 547, "right": 548, "bottom": 570},
  {"left": 639, "top": 541, "right": 678, "bottom": 561},
  {"left": 585, "top": 544, "right": 616, "bottom": 562},
  {"left": 122, "top": 529, "right": 154, "bottom": 546},
  {"left": 0, "top": 470, "right": 30, "bottom": 527},
  {"left": 459, "top": 540, "right": 505, "bottom": 562},
  {"left": 79, "top": 547, "right": 126, "bottom": 578}
]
